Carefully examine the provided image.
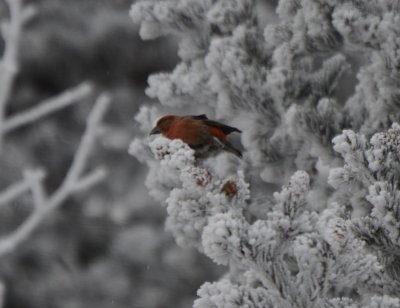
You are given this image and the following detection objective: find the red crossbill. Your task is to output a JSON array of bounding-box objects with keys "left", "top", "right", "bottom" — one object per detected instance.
[{"left": 150, "top": 114, "right": 242, "bottom": 158}]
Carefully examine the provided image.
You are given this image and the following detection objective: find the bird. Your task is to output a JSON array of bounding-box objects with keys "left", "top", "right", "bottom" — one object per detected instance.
[{"left": 150, "top": 114, "right": 242, "bottom": 158}]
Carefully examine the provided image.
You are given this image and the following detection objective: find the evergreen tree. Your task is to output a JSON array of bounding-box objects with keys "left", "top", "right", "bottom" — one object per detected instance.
[{"left": 130, "top": 0, "right": 400, "bottom": 306}]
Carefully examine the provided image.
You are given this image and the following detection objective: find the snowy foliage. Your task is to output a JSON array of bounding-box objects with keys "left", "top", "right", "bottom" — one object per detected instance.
[
  {"left": 143, "top": 135, "right": 250, "bottom": 249},
  {"left": 130, "top": 0, "right": 400, "bottom": 306}
]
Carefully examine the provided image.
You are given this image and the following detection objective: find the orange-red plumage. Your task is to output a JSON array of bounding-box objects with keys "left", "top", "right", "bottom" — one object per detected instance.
[
  {"left": 210, "top": 127, "right": 227, "bottom": 140},
  {"left": 150, "top": 114, "right": 242, "bottom": 158}
]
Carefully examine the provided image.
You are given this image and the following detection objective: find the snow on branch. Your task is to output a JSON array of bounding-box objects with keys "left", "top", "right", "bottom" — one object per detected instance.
[
  {"left": 130, "top": 124, "right": 384, "bottom": 305},
  {"left": 330, "top": 123, "right": 400, "bottom": 293},
  {"left": 132, "top": 135, "right": 250, "bottom": 249},
  {"left": 0, "top": 93, "right": 110, "bottom": 257}
]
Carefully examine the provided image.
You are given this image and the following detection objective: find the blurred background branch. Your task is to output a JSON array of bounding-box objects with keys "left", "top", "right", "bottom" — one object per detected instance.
[
  {"left": 0, "top": 0, "right": 35, "bottom": 148},
  {"left": 0, "top": 0, "right": 219, "bottom": 307},
  {"left": 0, "top": 93, "right": 109, "bottom": 257},
  {"left": 2, "top": 82, "right": 93, "bottom": 133}
]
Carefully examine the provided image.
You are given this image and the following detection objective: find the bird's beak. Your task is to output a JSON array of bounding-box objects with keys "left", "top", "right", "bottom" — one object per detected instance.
[{"left": 149, "top": 126, "right": 161, "bottom": 135}]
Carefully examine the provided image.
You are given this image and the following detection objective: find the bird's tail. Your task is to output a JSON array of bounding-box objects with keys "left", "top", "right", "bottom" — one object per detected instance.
[{"left": 221, "top": 140, "right": 242, "bottom": 158}]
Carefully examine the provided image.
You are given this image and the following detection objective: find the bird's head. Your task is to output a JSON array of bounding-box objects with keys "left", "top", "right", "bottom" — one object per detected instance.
[{"left": 150, "top": 115, "right": 178, "bottom": 136}]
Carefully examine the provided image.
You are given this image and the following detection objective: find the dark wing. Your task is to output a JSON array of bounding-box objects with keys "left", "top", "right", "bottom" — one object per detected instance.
[
  {"left": 203, "top": 119, "right": 241, "bottom": 134},
  {"left": 186, "top": 114, "right": 209, "bottom": 120},
  {"left": 185, "top": 114, "right": 241, "bottom": 134}
]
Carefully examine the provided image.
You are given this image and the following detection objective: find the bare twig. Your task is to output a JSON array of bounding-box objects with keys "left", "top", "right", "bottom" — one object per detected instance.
[
  {"left": 69, "top": 167, "right": 107, "bottom": 194},
  {"left": 0, "top": 169, "right": 45, "bottom": 208},
  {"left": 23, "top": 169, "right": 46, "bottom": 208},
  {"left": 0, "top": 280, "right": 4, "bottom": 308},
  {"left": 0, "top": 0, "right": 35, "bottom": 145},
  {"left": 2, "top": 82, "right": 93, "bottom": 133},
  {"left": 63, "top": 93, "right": 110, "bottom": 184},
  {"left": 0, "top": 93, "right": 110, "bottom": 257}
]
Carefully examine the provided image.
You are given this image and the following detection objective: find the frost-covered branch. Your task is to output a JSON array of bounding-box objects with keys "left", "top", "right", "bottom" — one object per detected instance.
[
  {"left": 329, "top": 123, "right": 400, "bottom": 294},
  {"left": 131, "top": 134, "right": 385, "bottom": 306},
  {"left": 0, "top": 93, "right": 110, "bottom": 257}
]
